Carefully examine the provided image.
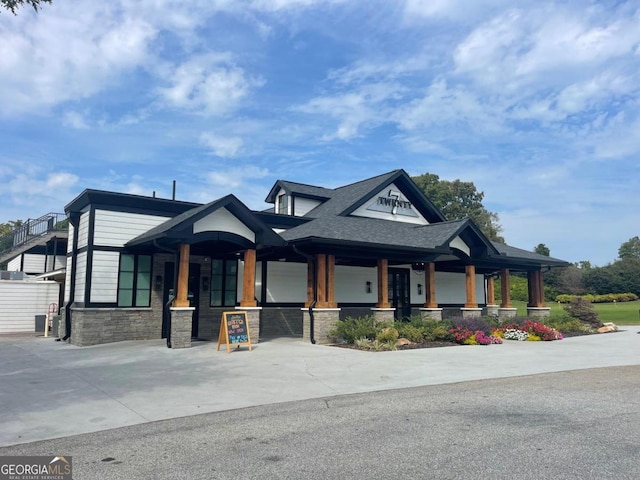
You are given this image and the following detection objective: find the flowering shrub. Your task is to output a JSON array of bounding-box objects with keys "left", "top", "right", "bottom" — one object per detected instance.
[
  {"left": 449, "top": 327, "right": 494, "bottom": 345},
  {"left": 474, "top": 330, "right": 493, "bottom": 345},
  {"left": 449, "top": 327, "right": 474, "bottom": 343},
  {"left": 503, "top": 329, "right": 529, "bottom": 341},
  {"left": 490, "top": 335, "right": 503, "bottom": 344},
  {"left": 498, "top": 320, "right": 563, "bottom": 341}
]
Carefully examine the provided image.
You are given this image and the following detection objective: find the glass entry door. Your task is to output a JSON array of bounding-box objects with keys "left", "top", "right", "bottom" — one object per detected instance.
[{"left": 388, "top": 268, "right": 411, "bottom": 320}]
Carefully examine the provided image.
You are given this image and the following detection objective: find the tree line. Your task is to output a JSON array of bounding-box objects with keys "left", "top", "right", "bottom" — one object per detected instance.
[{"left": 538, "top": 237, "right": 640, "bottom": 299}]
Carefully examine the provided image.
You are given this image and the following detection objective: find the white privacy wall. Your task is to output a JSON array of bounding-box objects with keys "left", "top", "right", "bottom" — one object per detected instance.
[
  {"left": 0, "top": 281, "right": 60, "bottom": 333},
  {"left": 265, "top": 261, "right": 306, "bottom": 303},
  {"left": 335, "top": 265, "right": 377, "bottom": 303},
  {"left": 90, "top": 251, "right": 119, "bottom": 303}
]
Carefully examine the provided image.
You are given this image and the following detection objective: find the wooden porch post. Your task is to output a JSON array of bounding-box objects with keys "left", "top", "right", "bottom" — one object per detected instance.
[
  {"left": 537, "top": 270, "right": 546, "bottom": 307},
  {"left": 240, "top": 248, "right": 257, "bottom": 307},
  {"left": 424, "top": 262, "right": 437, "bottom": 308},
  {"left": 316, "top": 254, "right": 327, "bottom": 308},
  {"left": 464, "top": 264, "right": 478, "bottom": 308},
  {"left": 487, "top": 276, "right": 496, "bottom": 305},
  {"left": 527, "top": 271, "right": 538, "bottom": 307},
  {"left": 173, "top": 244, "right": 190, "bottom": 307},
  {"left": 500, "top": 268, "right": 512, "bottom": 308},
  {"left": 326, "top": 254, "right": 337, "bottom": 308},
  {"left": 376, "top": 259, "right": 390, "bottom": 308}
]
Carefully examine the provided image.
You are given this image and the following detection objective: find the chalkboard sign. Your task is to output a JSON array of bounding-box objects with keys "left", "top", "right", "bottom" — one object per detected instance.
[{"left": 217, "top": 311, "right": 252, "bottom": 352}]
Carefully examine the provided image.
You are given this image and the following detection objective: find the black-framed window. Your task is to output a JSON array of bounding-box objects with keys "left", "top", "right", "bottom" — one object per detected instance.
[
  {"left": 210, "top": 259, "right": 237, "bottom": 306},
  {"left": 277, "top": 194, "right": 288, "bottom": 215},
  {"left": 117, "top": 254, "right": 151, "bottom": 307}
]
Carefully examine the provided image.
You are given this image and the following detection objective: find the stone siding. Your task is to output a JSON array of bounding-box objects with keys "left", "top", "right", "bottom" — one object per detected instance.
[
  {"left": 69, "top": 307, "right": 160, "bottom": 346},
  {"left": 303, "top": 309, "right": 340, "bottom": 344},
  {"left": 261, "top": 307, "right": 303, "bottom": 337},
  {"left": 170, "top": 308, "right": 194, "bottom": 349}
]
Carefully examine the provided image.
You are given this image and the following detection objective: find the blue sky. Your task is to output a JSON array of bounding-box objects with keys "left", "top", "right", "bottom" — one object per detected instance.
[{"left": 1, "top": 0, "right": 639, "bottom": 266}]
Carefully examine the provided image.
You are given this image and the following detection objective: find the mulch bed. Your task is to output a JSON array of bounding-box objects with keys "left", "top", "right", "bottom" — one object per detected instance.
[{"left": 332, "top": 341, "right": 459, "bottom": 351}]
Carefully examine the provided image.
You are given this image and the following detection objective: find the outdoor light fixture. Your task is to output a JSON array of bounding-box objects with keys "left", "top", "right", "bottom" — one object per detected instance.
[
  {"left": 154, "top": 275, "right": 163, "bottom": 291},
  {"left": 417, "top": 283, "right": 423, "bottom": 295},
  {"left": 366, "top": 281, "right": 372, "bottom": 293},
  {"left": 202, "top": 276, "right": 210, "bottom": 292}
]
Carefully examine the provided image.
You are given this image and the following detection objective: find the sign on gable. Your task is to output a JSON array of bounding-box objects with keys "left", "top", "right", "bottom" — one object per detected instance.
[
  {"left": 367, "top": 188, "right": 419, "bottom": 218},
  {"left": 350, "top": 183, "right": 428, "bottom": 224}
]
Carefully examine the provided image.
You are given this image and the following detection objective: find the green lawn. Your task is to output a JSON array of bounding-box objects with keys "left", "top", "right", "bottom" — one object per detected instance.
[{"left": 511, "top": 300, "right": 640, "bottom": 325}]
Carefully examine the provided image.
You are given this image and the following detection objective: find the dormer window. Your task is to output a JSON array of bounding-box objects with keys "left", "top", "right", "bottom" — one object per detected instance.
[{"left": 277, "top": 193, "right": 289, "bottom": 215}]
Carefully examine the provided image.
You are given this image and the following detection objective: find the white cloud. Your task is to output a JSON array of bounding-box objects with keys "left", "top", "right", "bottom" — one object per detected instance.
[
  {"left": 157, "top": 54, "right": 258, "bottom": 116},
  {"left": 62, "top": 111, "right": 90, "bottom": 130},
  {"left": 296, "top": 82, "right": 403, "bottom": 140},
  {"left": 0, "top": 6, "right": 156, "bottom": 116},
  {"left": 200, "top": 133, "right": 244, "bottom": 157},
  {"left": 207, "top": 166, "right": 270, "bottom": 189}
]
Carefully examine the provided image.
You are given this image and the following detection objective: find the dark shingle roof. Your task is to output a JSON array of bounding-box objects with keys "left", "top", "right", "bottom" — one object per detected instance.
[
  {"left": 491, "top": 242, "right": 570, "bottom": 266},
  {"left": 281, "top": 216, "right": 468, "bottom": 251}
]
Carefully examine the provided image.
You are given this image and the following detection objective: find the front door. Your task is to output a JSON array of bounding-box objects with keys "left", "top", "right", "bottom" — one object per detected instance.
[
  {"left": 388, "top": 268, "right": 411, "bottom": 320},
  {"left": 162, "top": 262, "right": 201, "bottom": 338}
]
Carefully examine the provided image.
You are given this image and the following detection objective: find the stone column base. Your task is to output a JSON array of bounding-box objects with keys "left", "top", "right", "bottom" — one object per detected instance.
[
  {"left": 485, "top": 305, "right": 499, "bottom": 317},
  {"left": 370, "top": 308, "right": 395, "bottom": 324},
  {"left": 419, "top": 308, "right": 443, "bottom": 321},
  {"left": 498, "top": 307, "right": 517, "bottom": 319},
  {"left": 460, "top": 307, "right": 483, "bottom": 318},
  {"left": 302, "top": 308, "right": 341, "bottom": 344},
  {"left": 170, "top": 307, "right": 194, "bottom": 349},
  {"left": 236, "top": 306, "right": 261, "bottom": 344},
  {"left": 527, "top": 307, "right": 551, "bottom": 318}
]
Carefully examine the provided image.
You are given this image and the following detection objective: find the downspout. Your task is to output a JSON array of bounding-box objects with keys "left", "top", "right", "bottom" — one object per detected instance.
[
  {"left": 292, "top": 244, "right": 317, "bottom": 344},
  {"left": 154, "top": 239, "right": 179, "bottom": 348},
  {"left": 62, "top": 214, "right": 80, "bottom": 341}
]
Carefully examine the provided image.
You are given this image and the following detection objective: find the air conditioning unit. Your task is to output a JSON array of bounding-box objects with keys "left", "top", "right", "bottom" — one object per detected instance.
[{"left": 0, "top": 271, "right": 25, "bottom": 280}]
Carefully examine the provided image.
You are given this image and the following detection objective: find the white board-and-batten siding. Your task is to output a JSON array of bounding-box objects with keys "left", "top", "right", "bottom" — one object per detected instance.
[
  {"left": 74, "top": 252, "right": 87, "bottom": 302},
  {"left": 64, "top": 256, "right": 72, "bottom": 302},
  {"left": 7, "top": 257, "right": 20, "bottom": 271},
  {"left": 67, "top": 224, "right": 75, "bottom": 253},
  {"left": 0, "top": 281, "right": 60, "bottom": 333},
  {"left": 93, "top": 210, "right": 170, "bottom": 247},
  {"left": 76, "top": 211, "right": 90, "bottom": 249},
  {"left": 90, "top": 251, "right": 119, "bottom": 303},
  {"left": 293, "top": 197, "right": 321, "bottom": 216}
]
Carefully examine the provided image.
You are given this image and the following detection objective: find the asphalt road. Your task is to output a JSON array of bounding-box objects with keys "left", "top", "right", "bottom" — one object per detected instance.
[{"left": 2, "top": 365, "right": 639, "bottom": 480}]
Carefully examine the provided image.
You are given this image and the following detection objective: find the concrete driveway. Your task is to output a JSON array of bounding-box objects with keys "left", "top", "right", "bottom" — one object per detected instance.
[{"left": 1, "top": 327, "right": 639, "bottom": 447}]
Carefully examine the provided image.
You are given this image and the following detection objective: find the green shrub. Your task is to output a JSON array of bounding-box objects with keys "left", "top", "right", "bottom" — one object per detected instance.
[
  {"left": 396, "top": 324, "right": 424, "bottom": 342},
  {"left": 555, "top": 293, "right": 639, "bottom": 303},
  {"left": 423, "top": 320, "right": 453, "bottom": 342},
  {"left": 545, "top": 312, "right": 586, "bottom": 334},
  {"left": 329, "top": 316, "right": 376, "bottom": 343},
  {"left": 563, "top": 298, "right": 601, "bottom": 327},
  {"left": 376, "top": 327, "right": 399, "bottom": 343}
]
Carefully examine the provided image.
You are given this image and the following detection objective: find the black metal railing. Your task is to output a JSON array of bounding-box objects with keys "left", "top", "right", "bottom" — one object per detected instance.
[{"left": 0, "top": 213, "right": 68, "bottom": 256}]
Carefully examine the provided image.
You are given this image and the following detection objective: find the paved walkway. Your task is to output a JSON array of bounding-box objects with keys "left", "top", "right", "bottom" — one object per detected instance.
[{"left": 1, "top": 327, "right": 639, "bottom": 447}]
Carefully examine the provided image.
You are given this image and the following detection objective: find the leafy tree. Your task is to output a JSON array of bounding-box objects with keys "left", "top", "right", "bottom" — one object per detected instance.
[
  {"left": 534, "top": 243, "right": 550, "bottom": 256},
  {"left": 0, "top": 220, "right": 24, "bottom": 252},
  {"left": 1, "top": 0, "right": 51, "bottom": 14},
  {"left": 583, "top": 258, "right": 640, "bottom": 297},
  {"left": 618, "top": 236, "right": 640, "bottom": 260},
  {"left": 412, "top": 173, "right": 504, "bottom": 242}
]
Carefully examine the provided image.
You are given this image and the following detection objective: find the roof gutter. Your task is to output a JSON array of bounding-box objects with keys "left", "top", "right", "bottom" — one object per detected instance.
[{"left": 292, "top": 244, "right": 316, "bottom": 345}]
